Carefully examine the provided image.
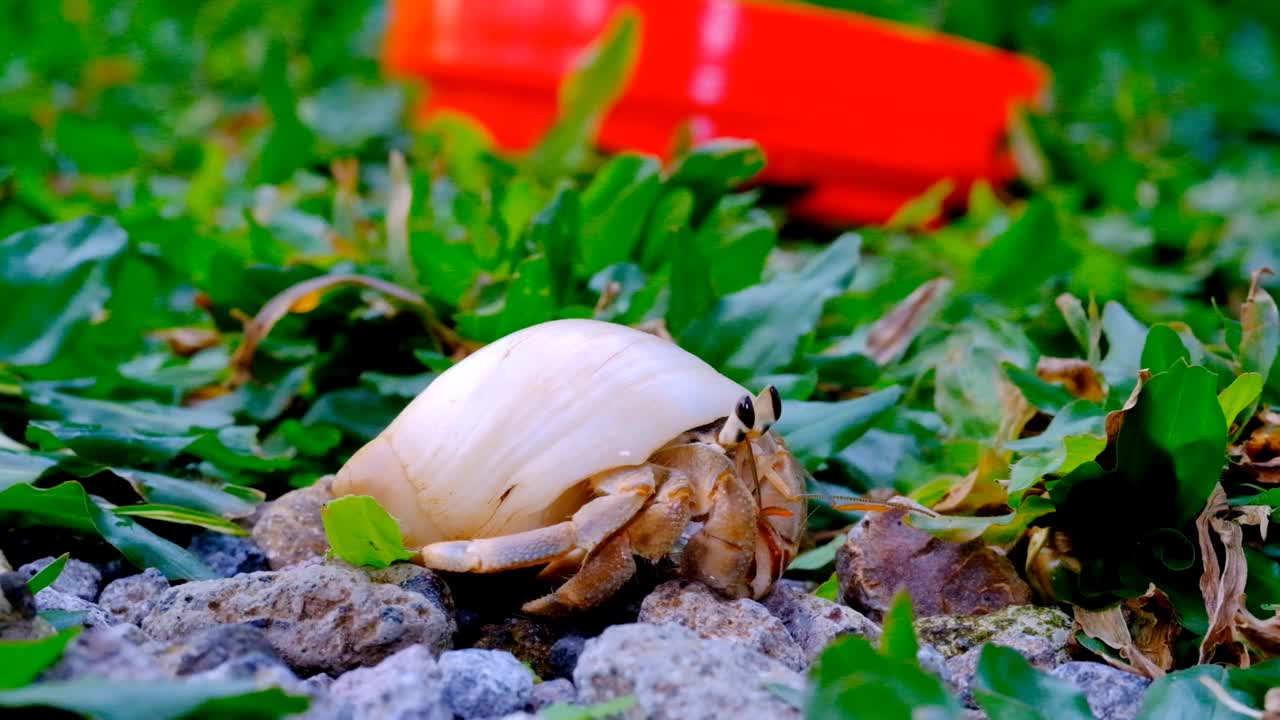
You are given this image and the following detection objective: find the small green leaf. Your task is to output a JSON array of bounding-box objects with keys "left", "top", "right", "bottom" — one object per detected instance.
[
  {"left": 0, "top": 217, "right": 128, "bottom": 366},
  {"left": 667, "top": 139, "right": 766, "bottom": 194},
  {"left": 1240, "top": 273, "right": 1280, "bottom": 388},
  {"left": 814, "top": 573, "right": 840, "bottom": 601},
  {"left": 972, "top": 644, "right": 1094, "bottom": 720},
  {"left": 879, "top": 591, "right": 919, "bottom": 663},
  {"left": 773, "top": 386, "right": 903, "bottom": 470},
  {"left": 0, "top": 449, "right": 57, "bottom": 492},
  {"left": 579, "top": 153, "right": 662, "bottom": 275},
  {"left": 1140, "top": 324, "right": 1191, "bottom": 374},
  {"left": 969, "top": 197, "right": 1079, "bottom": 304},
  {"left": 0, "top": 626, "right": 81, "bottom": 690},
  {"left": 1218, "top": 372, "right": 1263, "bottom": 431},
  {"left": 26, "top": 552, "right": 69, "bottom": 595},
  {"left": 788, "top": 534, "right": 845, "bottom": 572},
  {"left": 542, "top": 696, "right": 637, "bottom": 720},
  {"left": 1001, "top": 362, "right": 1079, "bottom": 415},
  {"left": 322, "top": 495, "right": 416, "bottom": 568},
  {"left": 528, "top": 8, "right": 642, "bottom": 180},
  {"left": 0, "top": 482, "right": 215, "bottom": 581},
  {"left": 112, "top": 504, "right": 248, "bottom": 536},
  {"left": 0, "top": 677, "right": 309, "bottom": 720},
  {"left": 680, "top": 233, "right": 861, "bottom": 380}
]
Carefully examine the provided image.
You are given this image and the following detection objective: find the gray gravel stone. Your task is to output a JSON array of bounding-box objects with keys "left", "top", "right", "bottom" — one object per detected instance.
[
  {"left": 762, "top": 582, "right": 881, "bottom": 663},
  {"left": 156, "top": 623, "right": 282, "bottom": 676},
  {"left": 529, "top": 678, "right": 576, "bottom": 710},
  {"left": 188, "top": 531, "right": 270, "bottom": 578},
  {"left": 1050, "top": 662, "right": 1151, "bottom": 720},
  {"left": 41, "top": 623, "right": 167, "bottom": 681},
  {"left": 251, "top": 476, "right": 334, "bottom": 570},
  {"left": 18, "top": 556, "right": 102, "bottom": 602},
  {"left": 439, "top": 649, "right": 536, "bottom": 719},
  {"left": 915, "top": 605, "right": 1073, "bottom": 703},
  {"left": 548, "top": 634, "right": 588, "bottom": 680},
  {"left": 639, "top": 580, "right": 807, "bottom": 671},
  {"left": 0, "top": 571, "right": 51, "bottom": 641},
  {"left": 140, "top": 561, "right": 455, "bottom": 675},
  {"left": 328, "top": 643, "right": 450, "bottom": 720},
  {"left": 0, "top": 549, "right": 11, "bottom": 572},
  {"left": 34, "top": 588, "right": 114, "bottom": 628},
  {"left": 98, "top": 568, "right": 170, "bottom": 626},
  {"left": 574, "top": 622, "right": 803, "bottom": 720}
]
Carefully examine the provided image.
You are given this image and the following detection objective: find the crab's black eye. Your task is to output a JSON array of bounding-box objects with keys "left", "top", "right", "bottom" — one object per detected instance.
[
  {"left": 768, "top": 385, "right": 781, "bottom": 422},
  {"left": 735, "top": 395, "right": 755, "bottom": 429}
]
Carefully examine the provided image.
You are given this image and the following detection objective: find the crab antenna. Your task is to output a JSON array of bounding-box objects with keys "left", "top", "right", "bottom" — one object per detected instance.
[
  {"left": 717, "top": 394, "right": 755, "bottom": 445},
  {"left": 753, "top": 385, "right": 781, "bottom": 432}
]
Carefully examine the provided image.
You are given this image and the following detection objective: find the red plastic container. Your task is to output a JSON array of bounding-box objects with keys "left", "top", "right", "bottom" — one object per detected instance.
[{"left": 384, "top": 0, "right": 1050, "bottom": 226}]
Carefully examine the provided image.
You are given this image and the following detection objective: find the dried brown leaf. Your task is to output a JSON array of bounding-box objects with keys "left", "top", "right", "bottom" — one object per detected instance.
[
  {"left": 1036, "top": 356, "right": 1106, "bottom": 402},
  {"left": 1073, "top": 601, "right": 1166, "bottom": 678},
  {"left": 1104, "top": 370, "right": 1151, "bottom": 443},
  {"left": 864, "top": 277, "right": 953, "bottom": 366},
  {"left": 1197, "top": 485, "right": 1250, "bottom": 665},
  {"left": 932, "top": 449, "right": 1010, "bottom": 516},
  {"left": 1125, "top": 585, "right": 1180, "bottom": 672},
  {"left": 149, "top": 327, "right": 221, "bottom": 356}
]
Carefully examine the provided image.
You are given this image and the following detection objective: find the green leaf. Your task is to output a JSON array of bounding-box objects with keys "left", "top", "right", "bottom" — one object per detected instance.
[
  {"left": 788, "top": 533, "right": 845, "bottom": 572},
  {"left": 0, "top": 217, "right": 128, "bottom": 366},
  {"left": 1218, "top": 372, "right": 1263, "bottom": 431},
  {"left": 113, "top": 504, "right": 248, "bottom": 536},
  {"left": 0, "top": 482, "right": 215, "bottom": 581},
  {"left": 543, "top": 696, "right": 638, "bottom": 720},
  {"left": 0, "top": 626, "right": 81, "bottom": 690},
  {"left": 972, "top": 644, "right": 1094, "bottom": 720},
  {"left": 773, "top": 386, "right": 903, "bottom": 470},
  {"left": 579, "top": 153, "right": 662, "bottom": 275},
  {"left": 322, "top": 495, "right": 416, "bottom": 568},
  {"left": 0, "top": 677, "right": 309, "bottom": 720},
  {"left": 54, "top": 114, "right": 139, "bottom": 175},
  {"left": 680, "top": 233, "right": 861, "bottom": 380},
  {"left": 1240, "top": 275, "right": 1280, "bottom": 387},
  {"left": 527, "top": 186, "right": 580, "bottom": 306},
  {"left": 667, "top": 139, "right": 766, "bottom": 194},
  {"left": 814, "top": 573, "right": 840, "bottom": 601},
  {"left": 806, "top": 625, "right": 963, "bottom": 720},
  {"left": 0, "top": 449, "right": 57, "bottom": 491},
  {"left": 1001, "top": 362, "right": 1079, "bottom": 415},
  {"left": 970, "top": 197, "right": 1078, "bottom": 304},
  {"left": 1098, "top": 302, "right": 1148, "bottom": 396},
  {"left": 879, "top": 592, "right": 919, "bottom": 663},
  {"left": 26, "top": 552, "right": 69, "bottom": 594},
  {"left": 528, "top": 8, "right": 641, "bottom": 179},
  {"left": 253, "top": 39, "right": 315, "bottom": 184},
  {"left": 1140, "top": 324, "right": 1191, "bottom": 374},
  {"left": 1135, "top": 661, "right": 1280, "bottom": 720}
]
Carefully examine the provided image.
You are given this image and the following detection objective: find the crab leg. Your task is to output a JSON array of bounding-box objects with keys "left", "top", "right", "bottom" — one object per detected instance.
[
  {"left": 418, "top": 465, "right": 655, "bottom": 573},
  {"left": 522, "top": 532, "right": 638, "bottom": 615}
]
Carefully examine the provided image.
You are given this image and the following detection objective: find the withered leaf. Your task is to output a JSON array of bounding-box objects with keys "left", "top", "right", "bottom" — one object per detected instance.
[
  {"left": 1036, "top": 356, "right": 1105, "bottom": 403},
  {"left": 863, "top": 277, "right": 952, "bottom": 366}
]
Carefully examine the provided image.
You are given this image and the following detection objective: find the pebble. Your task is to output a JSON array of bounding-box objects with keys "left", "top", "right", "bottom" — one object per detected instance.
[
  {"left": 328, "top": 643, "right": 451, "bottom": 720},
  {"left": 439, "top": 649, "right": 536, "bottom": 719},
  {"left": 547, "top": 634, "right": 589, "bottom": 680},
  {"left": 0, "top": 549, "right": 10, "bottom": 572},
  {"left": 1050, "top": 661, "right": 1150, "bottom": 720},
  {"left": 187, "top": 531, "right": 270, "bottom": 578},
  {"left": 251, "top": 476, "right": 335, "bottom": 570},
  {"left": 762, "top": 582, "right": 882, "bottom": 664},
  {"left": 0, "top": 571, "right": 51, "bottom": 641},
  {"left": 638, "top": 580, "right": 807, "bottom": 671},
  {"left": 98, "top": 568, "right": 170, "bottom": 626},
  {"left": 471, "top": 616, "right": 562, "bottom": 679},
  {"left": 529, "top": 678, "right": 576, "bottom": 710},
  {"left": 140, "top": 560, "right": 455, "bottom": 675},
  {"left": 836, "top": 507, "right": 1031, "bottom": 622},
  {"left": 574, "top": 622, "right": 804, "bottom": 720},
  {"left": 34, "top": 588, "right": 114, "bottom": 628},
  {"left": 368, "top": 564, "right": 456, "bottom": 619},
  {"left": 17, "top": 556, "right": 102, "bottom": 602},
  {"left": 155, "top": 623, "right": 282, "bottom": 676},
  {"left": 915, "top": 605, "right": 1073, "bottom": 702},
  {"left": 40, "top": 623, "right": 167, "bottom": 682}
]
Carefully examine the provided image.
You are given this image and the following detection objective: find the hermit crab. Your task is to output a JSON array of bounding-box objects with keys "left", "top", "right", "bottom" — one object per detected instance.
[{"left": 332, "top": 318, "right": 808, "bottom": 614}]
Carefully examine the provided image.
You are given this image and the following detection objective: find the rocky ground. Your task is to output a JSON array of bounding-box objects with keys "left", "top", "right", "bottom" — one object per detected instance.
[{"left": 0, "top": 481, "right": 1152, "bottom": 720}]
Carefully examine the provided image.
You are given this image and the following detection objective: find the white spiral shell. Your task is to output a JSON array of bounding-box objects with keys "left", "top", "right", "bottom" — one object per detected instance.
[{"left": 333, "top": 319, "right": 749, "bottom": 547}]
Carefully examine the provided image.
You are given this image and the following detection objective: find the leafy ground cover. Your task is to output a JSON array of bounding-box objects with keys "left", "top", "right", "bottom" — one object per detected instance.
[{"left": 1, "top": 0, "right": 1279, "bottom": 718}]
